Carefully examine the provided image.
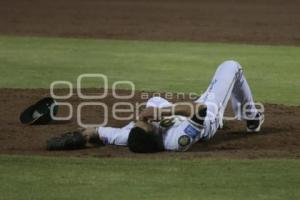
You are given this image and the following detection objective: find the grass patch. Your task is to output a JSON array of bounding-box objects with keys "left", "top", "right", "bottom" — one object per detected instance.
[
  {"left": 0, "top": 35, "right": 299, "bottom": 105},
  {"left": 0, "top": 155, "right": 300, "bottom": 200}
]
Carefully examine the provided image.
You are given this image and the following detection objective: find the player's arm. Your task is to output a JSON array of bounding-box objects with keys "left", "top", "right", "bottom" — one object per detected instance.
[{"left": 139, "top": 102, "right": 207, "bottom": 124}]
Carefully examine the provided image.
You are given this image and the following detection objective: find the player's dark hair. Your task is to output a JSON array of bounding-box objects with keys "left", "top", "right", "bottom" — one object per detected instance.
[{"left": 128, "top": 127, "right": 163, "bottom": 153}]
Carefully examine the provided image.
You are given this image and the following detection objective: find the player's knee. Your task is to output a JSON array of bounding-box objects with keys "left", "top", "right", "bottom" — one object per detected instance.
[{"left": 220, "top": 60, "right": 242, "bottom": 72}]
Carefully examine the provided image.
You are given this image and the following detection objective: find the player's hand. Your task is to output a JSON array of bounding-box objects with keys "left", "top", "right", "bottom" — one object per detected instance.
[{"left": 139, "top": 107, "right": 159, "bottom": 121}]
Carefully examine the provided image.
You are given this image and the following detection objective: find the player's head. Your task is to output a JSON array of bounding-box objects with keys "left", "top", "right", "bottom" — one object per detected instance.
[{"left": 128, "top": 125, "right": 163, "bottom": 153}]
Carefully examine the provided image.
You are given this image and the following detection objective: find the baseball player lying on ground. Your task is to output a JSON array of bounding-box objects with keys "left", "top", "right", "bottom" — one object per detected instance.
[{"left": 47, "top": 60, "right": 264, "bottom": 153}]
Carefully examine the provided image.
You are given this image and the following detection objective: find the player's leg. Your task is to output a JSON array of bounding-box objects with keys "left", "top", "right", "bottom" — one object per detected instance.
[
  {"left": 222, "top": 61, "right": 264, "bottom": 132},
  {"left": 230, "top": 74, "right": 264, "bottom": 132},
  {"left": 195, "top": 60, "right": 262, "bottom": 139},
  {"left": 230, "top": 72, "right": 256, "bottom": 116},
  {"left": 196, "top": 61, "right": 263, "bottom": 139},
  {"left": 196, "top": 60, "right": 241, "bottom": 110},
  {"left": 195, "top": 60, "right": 241, "bottom": 139}
]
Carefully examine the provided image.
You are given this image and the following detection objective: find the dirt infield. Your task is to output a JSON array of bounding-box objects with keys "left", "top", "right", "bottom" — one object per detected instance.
[
  {"left": 0, "top": 88, "right": 299, "bottom": 159},
  {"left": 1, "top": 0, "right": 300, "bottom": 45},
  {"left": 0, "top": 0, "right": 299, "bottom": 159}
]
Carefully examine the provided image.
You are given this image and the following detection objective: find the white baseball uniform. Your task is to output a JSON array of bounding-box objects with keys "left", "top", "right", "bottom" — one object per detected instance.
[{"left": 98, "top": 60, "right": 258, "bottom": 151}]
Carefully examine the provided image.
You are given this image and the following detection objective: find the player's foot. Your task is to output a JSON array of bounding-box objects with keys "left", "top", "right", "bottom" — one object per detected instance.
[
  {"left": 47, "top": 131, "right": 87, "bottom": 150},
  {"left": 246, "top": 112, "right": 264, "bottom": 133}
]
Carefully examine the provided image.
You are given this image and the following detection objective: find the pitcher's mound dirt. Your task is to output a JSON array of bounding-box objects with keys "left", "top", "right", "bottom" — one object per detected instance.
[{"left": 0, "top": 88, "right": 299, "bottom": 159}]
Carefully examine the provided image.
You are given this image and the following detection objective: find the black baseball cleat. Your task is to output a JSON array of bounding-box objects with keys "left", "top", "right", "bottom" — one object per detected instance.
[
  {"left": 47, "top": 131, "right": 87, "bottom": 150},
  {"left": 246, "top": 112, "right": 264, "bottom": 133}
]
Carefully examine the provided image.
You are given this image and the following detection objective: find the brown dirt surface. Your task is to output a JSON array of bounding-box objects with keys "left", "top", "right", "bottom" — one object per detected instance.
[
  {"left": 0, "top": 88, "right": 299, "bottom": 159},
  {"left": 1, "top": 0, "right": 300, "bottom": 45}
]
